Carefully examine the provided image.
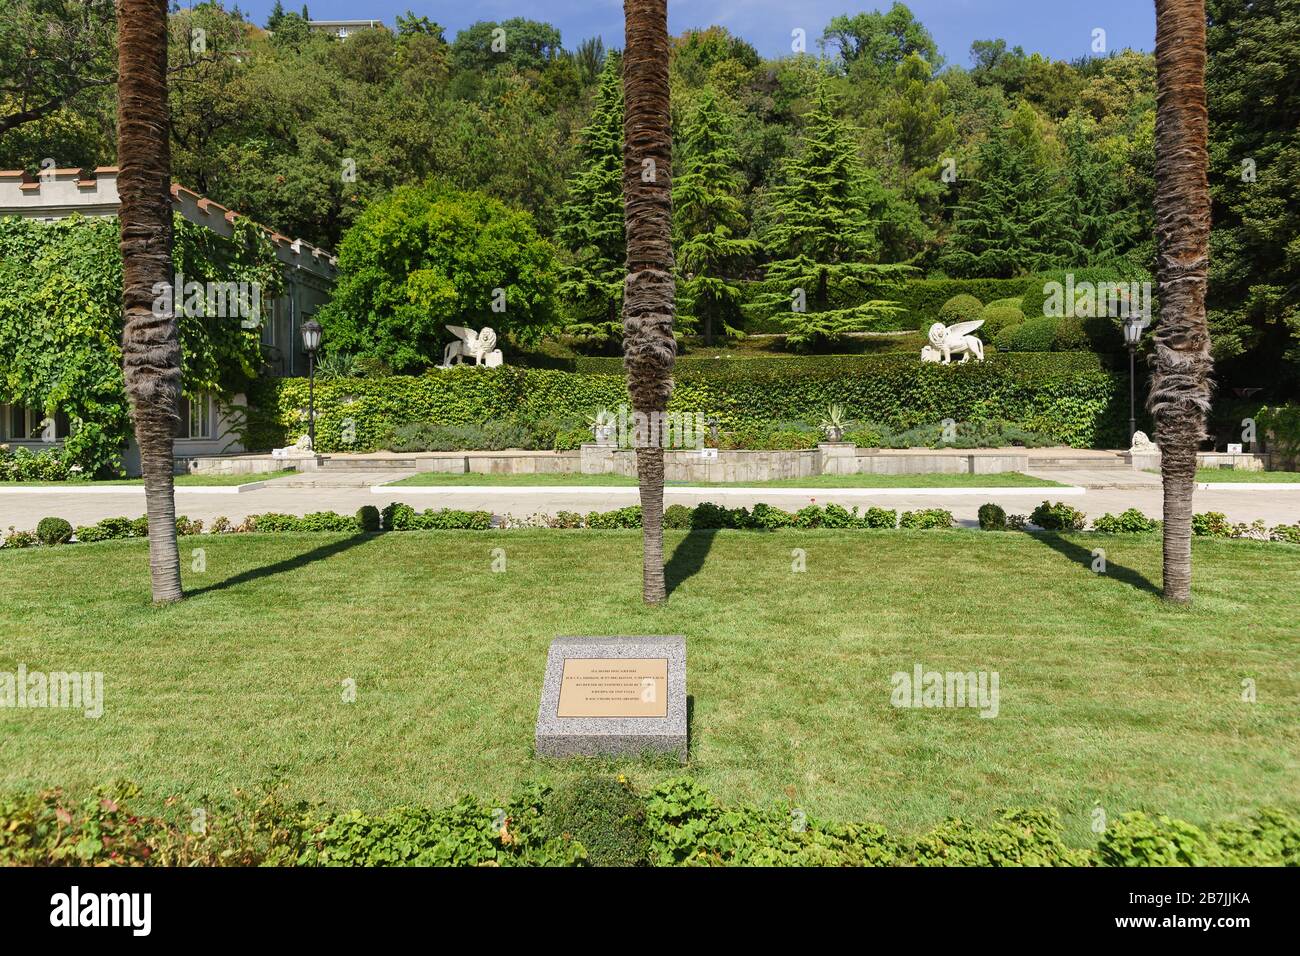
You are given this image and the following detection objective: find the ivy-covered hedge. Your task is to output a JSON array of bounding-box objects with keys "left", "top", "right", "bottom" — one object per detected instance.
[
  {"left": 0, "top": 214, "right": 283, "bottom": 476},
  {"left": 3, "top": 777, "right": 1295, "bottom": 867},
  {"left": 247, "top": 353, "right": 1126, "bottom": 451}
]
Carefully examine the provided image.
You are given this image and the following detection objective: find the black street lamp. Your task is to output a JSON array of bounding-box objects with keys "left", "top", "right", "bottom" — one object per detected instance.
[
  {"left": 301, "top": 318, "right": 322, "bottom": 451},
  {"left": 1123, "top": 314, "right": 1145, "bottom": 445}
]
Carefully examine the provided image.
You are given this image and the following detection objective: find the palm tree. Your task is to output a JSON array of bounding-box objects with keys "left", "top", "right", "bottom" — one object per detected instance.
[
  {"left": 1149, "top": 0, "right": 1213, "bottom": 603},
  {"left": 622, "top": 0, "right": 676, "bottom": 604},
  {"left": 117, "top": 0, "right": 183, "bottom": 603}
]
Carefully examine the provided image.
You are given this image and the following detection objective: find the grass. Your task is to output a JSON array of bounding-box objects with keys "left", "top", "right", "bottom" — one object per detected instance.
[
  {"left": 0, "top": 470, "right": 296, "bottom": 488},
  {"left": 1, "top": 528, "right": 1296, "bottom": 847},
  {"left": 1193, "top": 469, "right": 1300, "bottom": 483},
  {"left": 388, "top": 470, "right": 1063, "bottom": 488}
]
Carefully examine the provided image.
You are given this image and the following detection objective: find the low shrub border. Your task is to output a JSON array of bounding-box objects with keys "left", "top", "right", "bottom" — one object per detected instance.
[
  {"left": 1, "top": 777, "right": 1294, "bottom": 867},
  {"left": 4, "top": 504, "right": 1298, "bottom": 549}
]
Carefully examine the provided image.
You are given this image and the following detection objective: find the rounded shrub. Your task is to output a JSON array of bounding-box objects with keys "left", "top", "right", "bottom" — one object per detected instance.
[
  {"left": 1051, "top": 316, "right": 1089, "bottom": 351},
  {"left": 934, "top": 294, "right": 983, "bottom": 329},
  {"left": 992, "top": 323, "right": 1022, "bottom": 351},
  {"left": 663, "top": 504, "right": 692, "bottom": 530},
  {"left": 36, "top": 516, "right": 74, "bottom": 545},
  {"left": 979, "top": 305, "right": 1026, "bottom": 338},
  {"left": 1030, "top": 500, "right": 1087, "bottom": 531},
  {"left": 1007, "top": 316, "right": 1059, "bottom": 352},
  {"left": 977, "top": 503, "right": 1007, "bottom": 531},
  {"left": 356, "top": 505, "right": 381, "bottom": 532},
  {"left": 547, "top": 775, "right": 650, "bottom": 867}
]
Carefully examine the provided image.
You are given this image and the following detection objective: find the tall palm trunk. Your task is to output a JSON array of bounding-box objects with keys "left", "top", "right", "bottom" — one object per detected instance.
[
  {"left": 622, "top": 0, "right": 676, "bottom": 604},
  {"left": 1150, "top": 0, "right": 1213, "bottom": 603},
  {"left": 117, "top": 0, "right": 183, "bottom": 603}
]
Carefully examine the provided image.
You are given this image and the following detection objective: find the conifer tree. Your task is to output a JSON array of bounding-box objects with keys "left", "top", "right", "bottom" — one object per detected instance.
[
  {"left": 673, "top": 87, "right": 759, "bottom": 344},
  {"left": 556, "top": 52, "right": 626, "bottom": 346},
  {"left": 938, "top": 102, "right": 1072, "bottom": 278},
  {"left": 750, "top": 84, "right": 909, "bottom": 350}
]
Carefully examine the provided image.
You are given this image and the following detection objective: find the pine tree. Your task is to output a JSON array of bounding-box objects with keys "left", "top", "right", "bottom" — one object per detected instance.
[
  {"left": 556, "top": 52, "right": 626, "bottom": 347},
  {"left": 266, "top": 1, "right": 286, "bottom": 31},
  {"left": 750, "top": 84, "right": 910, "bottom": 350},
  {"left": 938, "top": 103, "right": 1072, "bottom": 278},
  {"left": 673, "top": 87, "right": 759, "bottom": 345}
]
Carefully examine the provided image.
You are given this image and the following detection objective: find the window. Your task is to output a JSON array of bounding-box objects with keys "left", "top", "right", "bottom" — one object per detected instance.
[
  {"left": 176, "top": 395, "right": 214, "bottom": 440},
  {"left": 1, "top": 405, "right": 67, "bottom": 441}
]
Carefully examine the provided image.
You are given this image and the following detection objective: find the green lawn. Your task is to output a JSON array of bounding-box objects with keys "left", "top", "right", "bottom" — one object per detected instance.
[
  {"left": 0, "top": 470, "right": 296, "bottom": 488},
  {"left": 2, "top": 529, "right": 1295, "bottom": 846},
  {"left": 389, "top": 470, "right": 1063, "bottom": 488},
  {"left": 1194, "top": 469, "right": 1300, "bottom": 483}
]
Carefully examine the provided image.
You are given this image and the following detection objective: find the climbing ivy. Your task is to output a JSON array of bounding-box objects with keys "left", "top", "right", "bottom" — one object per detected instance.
[{"left": 0, "top": 213, "right": 282, "bottom": 476}]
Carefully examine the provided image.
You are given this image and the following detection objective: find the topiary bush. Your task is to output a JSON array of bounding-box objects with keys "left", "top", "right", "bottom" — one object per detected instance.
[
  {"left": 979, "top": 304, "right": 1026, "bottom": 338},
  {"left": 663, "top": 504, "right": 693, "bottom": 530},
  {"left": 356, "top": 505, "right": 381, "bottom": 532},
  {"left": 935, "top": 294, "right": 983, "bottom": 329},
  {"left": 1006, "top": 316, "right": 1059, "bottom": 352},
  {"left": 547, "top": 776, "right": 651, "bottom": 867},
  {"left": 992, "top": 323, "right": 1022, "bottom": 351},
  {"left": 977, "top": 503, "right": 1007, "bottom": 531},
  {"left": 1030, "top": 500, "right": 1087, "bottom": 531},
  {"left": 35, "top": 516, "right": 74, "bottom": 546}
]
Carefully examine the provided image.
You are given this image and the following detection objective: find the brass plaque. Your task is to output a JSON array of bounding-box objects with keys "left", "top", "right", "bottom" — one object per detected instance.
[{"left": 557, "top": 658, "right": 668, "bottom": 718}]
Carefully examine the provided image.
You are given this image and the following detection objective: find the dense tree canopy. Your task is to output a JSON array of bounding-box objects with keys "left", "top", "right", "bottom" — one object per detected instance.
[{"left": 0, "top": 2, "right": 1294, "bottom": 395}]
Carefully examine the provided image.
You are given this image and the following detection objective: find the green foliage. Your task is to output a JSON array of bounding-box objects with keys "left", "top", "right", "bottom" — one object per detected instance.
[
  {"left": 1192, "top": 511, "right": 1234, "bottom": 538},
  {"left": 3, "top": 778, "right": 1294, "bottom": 867},
  {"left": 747, "top": 84, "right": 913, "bottom": 349},
  {"left": 380, "top": 503, "right": 494, "bottom": 531},
  {"left": 977, "top": 503, "right": 1007, "bottom": 531},
  {"left": 0, "top": 446, "right": 77, "bottom": 481},
  {"left": 0, "top": 214, "right": 279, "bottom": 476},
  {"left": 1020, "top": 266, "right": 1152, "bottom": 321},
  {"left": 556, "top": 53, "right": 625, "bottom": 346},
  {"left": 1029, "top": 500, "right": 1087, "bottom": 531},
  {"left": 546, "top": 776, "right": 650, "bottom": 867},
  {"left": 898, "top": 278, "right": 1034, "bottom": 330},
  {"left": 674, "top": 87, "right": 761, "bottom": 345},
  {"left": 898, "top": 508, "right": 954, "bottom": 529},
  {"left": 356, "top": 506, "right": 381, "bottom": 533},
  {"left": 1091, "top": 509, "right": 1159, "bottom": 534},
  {"left": 993, "top": 323, "right": 1021, "bottom": 351},
  {"left": 1258, "top": 405, "right": 1300, "bottom": 462},
  {"left": 247, "top": 353, "right": 1126, "bottom": 453},
  {"left": 35, "top": 517, "right": 73, "bottom": 546},
  {"left": 317, "top": 181, "right": 557, "bottom": 371},
  {"left": 937, "top": 294, "right": 983, "bottom": 325},
  {"left": 979, "top": 304, "right": 1025, "bottom": 338},
  {"left": 1005, "top": 316, "right": 1059, "bottom": 352}
]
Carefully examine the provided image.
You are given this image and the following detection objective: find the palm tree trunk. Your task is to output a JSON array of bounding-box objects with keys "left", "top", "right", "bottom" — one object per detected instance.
[
  {"left": 1150, "top": 0, "right": 1213, "bottom": 604},
  {"left": 622, "top": 0, "right": 676, "bottom": 604},
  {"left": 117, "top": 0, "right": 183, "bottom": 603}
]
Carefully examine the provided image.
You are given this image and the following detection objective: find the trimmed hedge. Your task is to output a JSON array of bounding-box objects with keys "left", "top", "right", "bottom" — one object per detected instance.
[
  {"left": 3, "top": 778, "right": 1295, "bottom": 867},
  {"left": 246, "top": 353, "right": 1128, "bottom": 452}
]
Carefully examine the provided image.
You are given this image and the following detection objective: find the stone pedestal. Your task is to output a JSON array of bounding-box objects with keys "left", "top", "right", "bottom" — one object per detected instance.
[
  {"left": 817, "top": 442, "right": 857, "bottom": 476},
  {"left": 580, "top": 442, "right": 616, "bottom": 475},
  {"left": 535, "top": 635, "right": 687, "bottom": 762}
]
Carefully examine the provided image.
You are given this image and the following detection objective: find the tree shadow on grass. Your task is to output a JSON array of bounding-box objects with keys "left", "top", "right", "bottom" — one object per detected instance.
[
  {"left": 665, "top": 530, "right": 718, "bottom": 598},
  {"left": 187, "top": 533, "right": 373, "bottom": 598},
  {"left": 1029, "top": 532, "right": 1161, "bottom": 596}
]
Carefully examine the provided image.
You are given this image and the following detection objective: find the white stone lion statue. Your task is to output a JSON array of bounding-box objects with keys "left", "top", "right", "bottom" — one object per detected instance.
[
  {"left": 442, "top": 325, "right": 499, "bottom": 367},
  {"left": 924, "top": 320, "right": 985, "bottom": 364}
]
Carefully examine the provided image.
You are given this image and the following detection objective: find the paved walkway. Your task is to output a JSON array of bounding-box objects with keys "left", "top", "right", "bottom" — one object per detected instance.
[{"left": 3, "top": 481, "right": 1297, "bottom": 529}]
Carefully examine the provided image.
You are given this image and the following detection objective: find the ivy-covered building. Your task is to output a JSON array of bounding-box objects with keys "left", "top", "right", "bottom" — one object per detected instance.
[{"left": 0, "top": 166, "right": 337, "bottom": 474}]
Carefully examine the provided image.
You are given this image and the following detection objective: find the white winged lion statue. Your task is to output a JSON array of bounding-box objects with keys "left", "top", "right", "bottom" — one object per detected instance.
[
  {"left": 442, "top": 325, "right": 498, "bottom": 367},
  {"left": 924, "top": 320, "right": 985, "bottom": 364}
]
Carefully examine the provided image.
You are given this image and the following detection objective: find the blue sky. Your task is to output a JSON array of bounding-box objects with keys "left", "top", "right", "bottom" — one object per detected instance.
[{"left": 229, "top": 1, "right": 1155, "bottom": 65}]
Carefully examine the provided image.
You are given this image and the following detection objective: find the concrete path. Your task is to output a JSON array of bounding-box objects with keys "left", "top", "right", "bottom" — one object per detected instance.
[{"left": 3, "top": 482, "right": 1298, "bottom": 529}]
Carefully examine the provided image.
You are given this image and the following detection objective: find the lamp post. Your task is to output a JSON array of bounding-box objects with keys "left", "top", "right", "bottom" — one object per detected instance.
[
  {"left": 301, "top": 318, "right": 322, "bottom": 451},
  {"left": 1123, "top": 314, "right": 1145, "bottom": 446}
]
